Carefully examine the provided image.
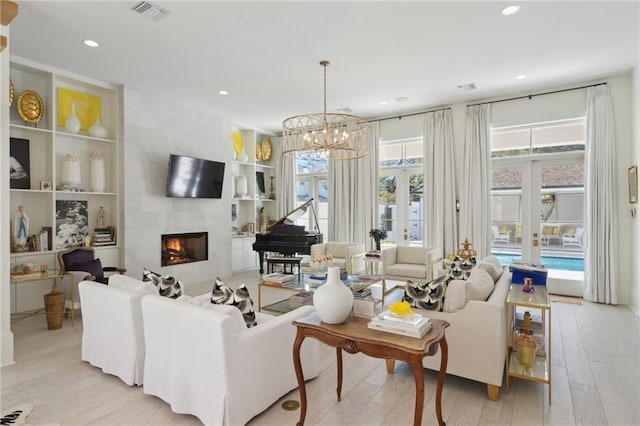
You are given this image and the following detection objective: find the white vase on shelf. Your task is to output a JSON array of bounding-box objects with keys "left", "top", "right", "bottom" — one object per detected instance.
[
  {"left": 313, "top": 266, "right": 353, "bottom": 324},
  {"left": 61, "top": 153, "right": 82, "bottom": 186},
  {"left": 88, "top": 116, "right": 108, "bottom": 139},
  {"left": 90, "top": 150, "right": 107, "bottom": 192},
  {"left": 237, "top": 148, "right": 249, "bottom": 162},
  {"left": 64, "top": 102, "right": 81, "bottom": 134},
  {"left": 235, "top": 175, "right": 248, "bottom": 198}
]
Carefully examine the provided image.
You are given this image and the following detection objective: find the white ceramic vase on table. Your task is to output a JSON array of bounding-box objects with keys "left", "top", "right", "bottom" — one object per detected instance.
[{"left": 313, "top": 266, "right": 353, "bottom": 324}]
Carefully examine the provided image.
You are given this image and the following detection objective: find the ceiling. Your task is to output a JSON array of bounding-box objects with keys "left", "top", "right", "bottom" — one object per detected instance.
[{"left": 8, "top": 1, "right": 639, "bottom": 135}]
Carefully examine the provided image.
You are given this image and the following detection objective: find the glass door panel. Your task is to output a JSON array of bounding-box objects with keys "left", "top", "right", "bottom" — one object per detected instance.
[{"left": 378, "top": 169, "right": 423, "bottom": 247}]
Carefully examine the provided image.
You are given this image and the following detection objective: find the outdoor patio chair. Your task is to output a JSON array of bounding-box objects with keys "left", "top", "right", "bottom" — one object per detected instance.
[
  {"left": 562, "top": 227, "right": 584, "bottom": 248},
  {"left": 492, "top": 226, "right": 510, "bottom": 245}
]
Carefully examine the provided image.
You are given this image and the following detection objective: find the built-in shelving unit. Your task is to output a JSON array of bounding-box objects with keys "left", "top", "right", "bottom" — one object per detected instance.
[
  {"left": 8, "top": 58, "right": 121, "bottom": 311},
  {"left": 230, "top": 129, "right": 276, "bottom": 272}
]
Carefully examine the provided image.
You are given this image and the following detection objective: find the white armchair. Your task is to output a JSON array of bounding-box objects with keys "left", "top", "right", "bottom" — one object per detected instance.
[
  {"left": 562, "top": 227, "right": 584, "bottom": 248},
  {"left": 381, "top": 246, "right": 443, "bottom": 284},
  {"left": 492, "top": 226, "right": 510, "bottom": 245},
  {"left": 78, "top": 275, "right": 157, "bottom": 386},
  {"left": 141, "top": 296, "right": 320, "bottom": 426},
  {"left": 310, "top": 241, "right": 365, "bottom": 274}
]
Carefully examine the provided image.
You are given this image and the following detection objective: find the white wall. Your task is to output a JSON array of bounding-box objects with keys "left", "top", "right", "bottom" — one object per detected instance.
[
  {"left": 1, "top": 23, "right": 15, "bottom": 366},
  {"left": 630, "top": 65, "right": 640, "bottom": 315},
  {"left": 122, "top": 88, "right": 233, "bottom": 289},
  {"left": 375, "top": 73, "right": 635, "bottom": 306}
]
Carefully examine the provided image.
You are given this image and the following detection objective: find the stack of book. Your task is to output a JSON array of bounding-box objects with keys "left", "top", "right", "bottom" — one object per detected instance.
[
  {"left": 261, "top": 272, "right": 294, "bottom": 286},
  {"left": 92, "top": 227, "right": 116, "bottom": 246},
  {"left": 288, "top": 292, "right": 313, "bottom": 304},
  {"left": 24, "top": 226, "right": 52, "bottom": 252},
  {"left": 368, "top": 310, "right": 432, "bottom": 338},
  {"left": 365, "top": 250, "right": 381, "bottom": 258}
]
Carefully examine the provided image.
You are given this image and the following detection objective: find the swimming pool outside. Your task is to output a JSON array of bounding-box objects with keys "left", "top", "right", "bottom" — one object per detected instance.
[{"left": 492, "top": 252, "right": 584, "bottom": 272}]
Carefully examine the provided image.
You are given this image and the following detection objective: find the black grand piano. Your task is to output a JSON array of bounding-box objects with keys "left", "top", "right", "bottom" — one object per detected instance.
[{"left": 253, "top": 199, "right": 323, "bottom": 274}]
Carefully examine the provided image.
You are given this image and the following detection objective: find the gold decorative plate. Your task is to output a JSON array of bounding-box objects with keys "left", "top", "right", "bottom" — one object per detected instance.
[
  {"left": 9, "top": 79, "right": 14, "bottom": 107},
  {"left": 261, "top": 138, "right": 272, "bottom": 161},
  {"left": 256, "top": 144, "right": 263, "bottom": 161},
  {"left": 17, "top": 90, "right": 44, "bottom": 124}
]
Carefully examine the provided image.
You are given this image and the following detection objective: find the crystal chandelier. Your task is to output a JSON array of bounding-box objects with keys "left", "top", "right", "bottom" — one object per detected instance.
[{"left": 282, "top": 61, "right": 367, "bottom": 161}]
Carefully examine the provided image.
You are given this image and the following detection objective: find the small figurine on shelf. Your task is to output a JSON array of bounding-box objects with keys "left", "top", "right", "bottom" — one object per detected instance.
[
  {"left": 522, "top": 277, "right": 535, "bottom": 293},
  {"left": 259, "top": 207, "right": 268, "bottom": 233},
  {"left": 13, "top": 205, "right": 30, "bottom": 252},
  {"left": 97, "top": 206, "right": 106, "bottom": 228}
]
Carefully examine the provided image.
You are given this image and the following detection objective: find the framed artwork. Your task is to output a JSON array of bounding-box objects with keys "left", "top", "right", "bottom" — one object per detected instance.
[
  {"left": 256, "top": 171, "right": 266, "bottom": 198},
  {"left": 231, "top": 203, "right": 237, "bottom": 221},
  {"left": 9, "top": 137, "right": 30, "bottom": 189},
  {"left": 57, "top": 87, "right": 102, "bottom": 130},
  {"left": 40, "top": 181, "right": 52, "bottom": 190},
  {"left": 629, "top": 165, "right": 638, "bottom": 204},
  {"left": 55, "top": 200, "right": 89, "bottom": 248}
]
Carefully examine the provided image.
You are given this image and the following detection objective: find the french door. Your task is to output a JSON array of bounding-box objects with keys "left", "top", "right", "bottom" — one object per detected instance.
[
  {"left": 378, "top": 168, "right": 424, "bottom": 247},
  {"left": 491, "top": 153, "right": 584, "bottom": 268}
]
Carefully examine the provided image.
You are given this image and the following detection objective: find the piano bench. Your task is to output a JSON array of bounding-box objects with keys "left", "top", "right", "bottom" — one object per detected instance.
[{"left": 267, "top": 256, "right": 302, "bottom": 277}]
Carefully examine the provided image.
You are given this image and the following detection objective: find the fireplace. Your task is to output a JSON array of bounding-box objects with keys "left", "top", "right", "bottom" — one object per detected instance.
[{"left": 161, "top": 232, "right": 208, "bottom": 266}]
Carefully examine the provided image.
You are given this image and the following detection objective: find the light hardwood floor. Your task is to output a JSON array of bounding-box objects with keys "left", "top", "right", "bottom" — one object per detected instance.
[{"left": 2, "top": 271, "right": 639, "bottom": 425}]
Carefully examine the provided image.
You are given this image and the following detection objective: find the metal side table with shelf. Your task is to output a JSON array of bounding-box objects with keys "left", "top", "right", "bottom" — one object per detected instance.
[{"left": 505, "top": 283, "right": 551, "bottom": 404}]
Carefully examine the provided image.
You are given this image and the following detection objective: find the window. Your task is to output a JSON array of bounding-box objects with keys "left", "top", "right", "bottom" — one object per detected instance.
[
  {"left": 379, "top": 137, "right": 423, "bottom": 168},
  {"left": 491, "top": 119, "right": 585, "bottom": 158},
  {"left": 295, "top": 156, "right": 328, "bottom": 236}
]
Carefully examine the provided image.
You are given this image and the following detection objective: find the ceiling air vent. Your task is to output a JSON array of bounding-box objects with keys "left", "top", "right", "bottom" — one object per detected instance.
[{"left": 131, "top": 1, "right": 169, "bottom": 21}]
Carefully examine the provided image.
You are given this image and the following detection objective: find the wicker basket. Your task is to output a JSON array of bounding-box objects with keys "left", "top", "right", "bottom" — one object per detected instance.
[{"left": 44, "top": 290, "right": 65, "bottom": 330}]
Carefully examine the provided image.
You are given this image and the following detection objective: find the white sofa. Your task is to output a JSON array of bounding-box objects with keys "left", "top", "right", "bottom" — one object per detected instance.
[
  {"left": 78, "top": 275, "right": 157, "bottom": 386},
  {"left": 410, "top": 262, "right": 511, "bottom": 400},
  {"left": 141, "top": 294, "right": 320, "bottom": 426},
  {"left": 311, "top": 241, "right": 365, "bottom": 274}
]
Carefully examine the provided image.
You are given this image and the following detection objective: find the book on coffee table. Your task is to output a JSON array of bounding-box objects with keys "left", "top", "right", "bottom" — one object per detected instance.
[{"left": 368, "top": 311, "right": 432, "bottom": 338}]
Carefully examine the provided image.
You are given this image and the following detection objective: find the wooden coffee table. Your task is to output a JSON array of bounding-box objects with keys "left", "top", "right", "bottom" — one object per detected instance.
[{"left": 292, "top": 313, "right": 450, "bottom": 426}]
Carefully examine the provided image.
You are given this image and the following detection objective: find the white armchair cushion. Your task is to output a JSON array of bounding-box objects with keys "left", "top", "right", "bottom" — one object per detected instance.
[
  {"left": 326, "top": 242, "right": 347, "bottom": 258},
  {"left": 396, "top": 246, "right": 428, "bottom": 264},
  {"left": 386, "top": 263, "right": 429, "bottom": 280},
  {"left": 109, "top": 274, "right": 157, "bottom": 295},
  {"left": 179, "top": 293, "right": 246, "bottom": 333}
]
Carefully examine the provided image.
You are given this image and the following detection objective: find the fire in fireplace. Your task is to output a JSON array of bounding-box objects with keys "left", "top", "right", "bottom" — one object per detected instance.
[{"left": 161, "top": 232, "right": 208, "bottom": 266}]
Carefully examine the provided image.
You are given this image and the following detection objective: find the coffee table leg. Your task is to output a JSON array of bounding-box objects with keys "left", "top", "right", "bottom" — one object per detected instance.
[
  {"left": 293, "top": 331, "right": 307, "bottom": 426},
  {"left": 336, "top": 347, "right": 343, "bottom": 401},
  {"left": 436, "top": 337, "right": 449, "bottom": 426},
  {"left": 409, "top": 356, "right": 425, "bottom": 426}
]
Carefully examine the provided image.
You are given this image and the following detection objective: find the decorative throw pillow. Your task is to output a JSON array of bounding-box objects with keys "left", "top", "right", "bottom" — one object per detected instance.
[
  {"left": 446, "top": 255, "right": 477, "bottom": 282},
  {"left": 70, "top": 258, "right": 104, "bottom": 282},
  {"left": 477, "top": 255, "right": 503, "bottom": 282},
  {"left": 403, "top": 274, "right": 448, "bottom": 311},
  {"left": 211, "top": 277, "right": 257, "bottom": 328},
  {"left": 142, "top": 267, "right": 183, "bottom": 299}
]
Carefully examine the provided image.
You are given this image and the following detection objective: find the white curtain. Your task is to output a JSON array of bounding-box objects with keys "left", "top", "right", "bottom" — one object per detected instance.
[
  {"left": 584, "top": 85, "right": 617, "bottom": 304},
  {"left": 460, "top": 104, "right": 491, "bottom": 258},
  {"left": 275, "top": 138, "right": 296, "bottom": 218},
  {"left": 329, "top": 121, "right": 379, "bottom": 248},
  {"left": 423, "top": 109, "right": 458, "bottom": 256}
]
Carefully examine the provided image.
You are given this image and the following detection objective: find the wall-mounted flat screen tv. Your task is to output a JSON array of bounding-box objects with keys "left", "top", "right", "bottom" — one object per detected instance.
[{"left": 166, "top": 154, "right": 225, "bottom": 199}]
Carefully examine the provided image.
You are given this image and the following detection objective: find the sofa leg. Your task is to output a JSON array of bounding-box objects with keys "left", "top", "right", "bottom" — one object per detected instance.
[
  {"left": 385, "top": 359, "right": 395, "bottom": 374},
  {"left": 487, "top": 384, "right": 499, "bottom": 401}
]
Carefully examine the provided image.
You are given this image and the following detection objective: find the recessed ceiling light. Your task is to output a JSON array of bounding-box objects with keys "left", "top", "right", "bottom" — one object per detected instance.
[
  {"left": 83, "top": 39, "right": 99, "bottom": 48},
  {"left": 516, "top": 74, "right": 527, "bottom": 80},
  {"left": 380, "top": 101, "right": 388, "bottom": 105},
  {"left": 395, "top": 97, "right": 408, "bottom": 103},
  {"left": 502, "top": 5, "right": 521, "bottom": 16},
  {"left": 218, "top": 90, "right": 228, "bottom": 95}
]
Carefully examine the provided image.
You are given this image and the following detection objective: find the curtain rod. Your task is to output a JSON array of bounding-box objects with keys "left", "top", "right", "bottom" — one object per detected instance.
[
  {"left": 466, "top": 82, "right": 608, "bottom": 107},
  {"left": 367, "top": 106, "right": 452, "bottom": 124}
]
